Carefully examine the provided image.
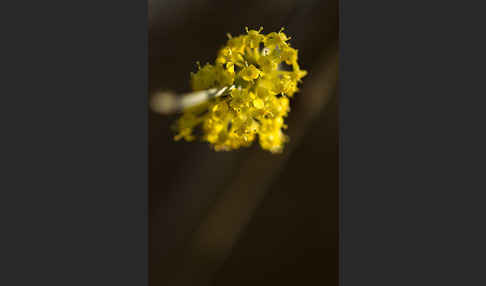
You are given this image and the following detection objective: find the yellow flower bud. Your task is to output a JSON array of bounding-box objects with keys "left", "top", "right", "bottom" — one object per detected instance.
[{"left": 253, "top": 98, "right": 264, "bottom": 109}]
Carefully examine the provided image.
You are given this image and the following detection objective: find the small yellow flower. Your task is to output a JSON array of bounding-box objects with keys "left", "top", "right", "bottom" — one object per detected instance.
[
  {"left": 240, "top": 64, "right": 262, "bottom": 81},
  {"left": 173, "top": 27, "right": 307, "bottom": 153},
  {"left": 245, "top": 27, "right": 265, "bottom": 48}
]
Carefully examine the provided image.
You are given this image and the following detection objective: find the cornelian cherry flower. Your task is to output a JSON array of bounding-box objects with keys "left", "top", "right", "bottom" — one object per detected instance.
[{"left": 169, "top": 27, "right": 307, "bottom": 153}]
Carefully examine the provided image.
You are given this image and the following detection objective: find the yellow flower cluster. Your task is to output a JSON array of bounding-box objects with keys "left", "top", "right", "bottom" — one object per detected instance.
[{"left": 174, "top": 27, "right": 307, "bottom": 153}]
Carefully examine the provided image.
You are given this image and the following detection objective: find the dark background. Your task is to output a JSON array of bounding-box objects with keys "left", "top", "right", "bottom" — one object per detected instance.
[{"left": 149, "top": 0, "right": 339, "bottom": 285}]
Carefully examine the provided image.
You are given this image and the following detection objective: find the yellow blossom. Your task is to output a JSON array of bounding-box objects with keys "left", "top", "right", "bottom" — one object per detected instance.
[{"left": 173, "top": 27, "right": 307, "bottom": 153}]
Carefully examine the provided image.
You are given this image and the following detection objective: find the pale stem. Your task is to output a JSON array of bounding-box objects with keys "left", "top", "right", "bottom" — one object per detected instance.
[{"left": 150, "top": 85, "right": 235, "bottom": 115}]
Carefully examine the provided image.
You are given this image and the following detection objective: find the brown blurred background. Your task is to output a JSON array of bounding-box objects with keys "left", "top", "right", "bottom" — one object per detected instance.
[{"left": 149, "top": 0, "right": 338, "bottom": 285}]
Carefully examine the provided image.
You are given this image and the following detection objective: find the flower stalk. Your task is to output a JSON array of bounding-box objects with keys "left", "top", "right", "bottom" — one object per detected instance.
[{"left": 151, "top": 85, "right": 235, "bottom": 114}]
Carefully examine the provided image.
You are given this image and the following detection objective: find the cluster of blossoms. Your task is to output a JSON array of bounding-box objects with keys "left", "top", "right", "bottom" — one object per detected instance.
[{"left": 174, "top": 27, "right": 307, "bottom": 153}]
